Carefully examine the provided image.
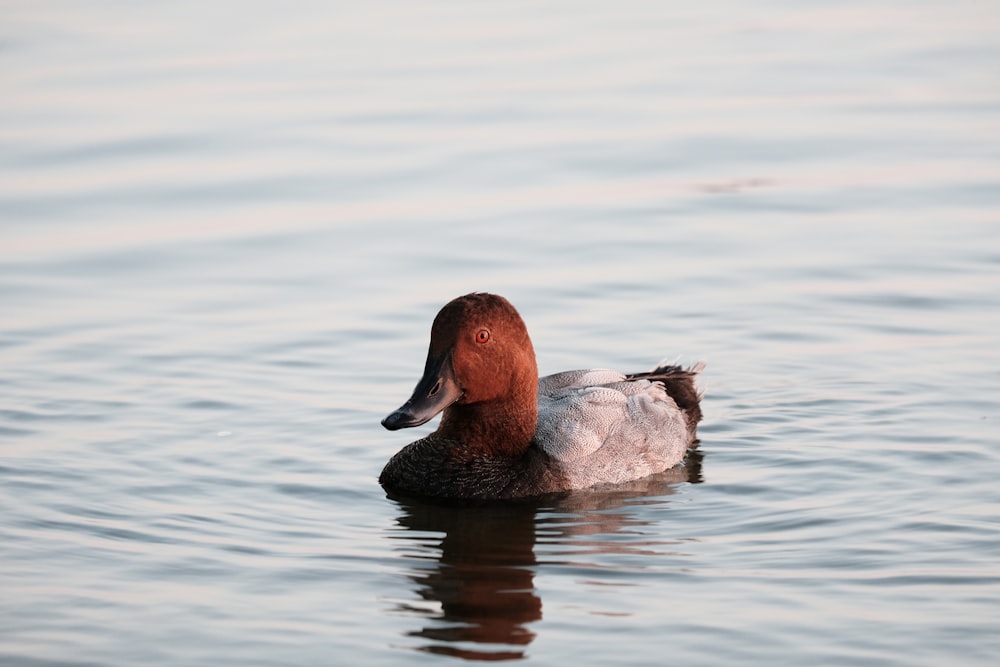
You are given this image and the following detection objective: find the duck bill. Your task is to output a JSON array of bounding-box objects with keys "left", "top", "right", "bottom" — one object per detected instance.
[{"left": 381, "top": 349, "right": 464, "bottom": 430}]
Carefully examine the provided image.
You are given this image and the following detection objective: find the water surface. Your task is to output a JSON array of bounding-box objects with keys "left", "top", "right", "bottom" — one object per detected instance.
[{"left": 2, "top": 1, "right": 1000, "bottom": 665}]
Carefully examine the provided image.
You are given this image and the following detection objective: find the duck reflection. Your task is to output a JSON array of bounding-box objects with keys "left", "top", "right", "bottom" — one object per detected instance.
[
  {"left": 385, "top": 450, "right": 702, "bottom": 660},
  {"left": 390, "top": 499, "right": 541, "bottom": 660}
]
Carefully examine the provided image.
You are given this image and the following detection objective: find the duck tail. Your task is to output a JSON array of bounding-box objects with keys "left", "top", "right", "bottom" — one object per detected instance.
[{"left": 626, "top": 362, "right": 705, "bottom": 433}]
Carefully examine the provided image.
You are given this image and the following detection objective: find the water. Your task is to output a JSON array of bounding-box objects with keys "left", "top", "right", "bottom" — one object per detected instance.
[{"left": 2, "top": 1, "right": 1000, "bottom": 665}]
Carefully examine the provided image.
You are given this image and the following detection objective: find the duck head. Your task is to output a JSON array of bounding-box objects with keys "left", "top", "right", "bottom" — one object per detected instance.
[{"left": 382, "top": 293, "right": 539, "bottom": 445}]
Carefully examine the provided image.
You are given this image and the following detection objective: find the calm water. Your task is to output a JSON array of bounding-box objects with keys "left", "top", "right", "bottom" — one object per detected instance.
[{"left": 3, "top": 1, "right": 1000, "bottom": 665}]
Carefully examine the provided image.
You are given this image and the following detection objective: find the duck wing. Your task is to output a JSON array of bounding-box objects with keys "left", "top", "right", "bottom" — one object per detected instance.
[{"left": 535, "top": 368, "right": 694, "bottom": 464}]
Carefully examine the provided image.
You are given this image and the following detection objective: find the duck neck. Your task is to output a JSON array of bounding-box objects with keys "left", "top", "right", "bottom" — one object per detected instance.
[{"left": 437, "top": 390, "right": 538, "bottom": 460}]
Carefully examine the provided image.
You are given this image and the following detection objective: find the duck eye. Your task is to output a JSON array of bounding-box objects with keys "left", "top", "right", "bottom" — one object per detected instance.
[{"left": 475, "top": 329, "right": 490, "bottom": 344}]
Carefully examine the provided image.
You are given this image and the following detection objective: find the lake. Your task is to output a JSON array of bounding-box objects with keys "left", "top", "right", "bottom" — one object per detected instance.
[{"left": 2, "top": 1, "right": 999, "bottom": 665}]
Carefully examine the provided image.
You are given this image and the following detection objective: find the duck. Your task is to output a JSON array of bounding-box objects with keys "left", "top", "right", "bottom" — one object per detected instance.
[{"left": 379, "top": 292, "right": 704, "bottom": 500}]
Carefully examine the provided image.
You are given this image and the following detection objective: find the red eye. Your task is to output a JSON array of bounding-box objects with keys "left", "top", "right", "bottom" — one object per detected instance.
[{"left": 475, "top": 329, "right": 490, "bottom": 344}]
